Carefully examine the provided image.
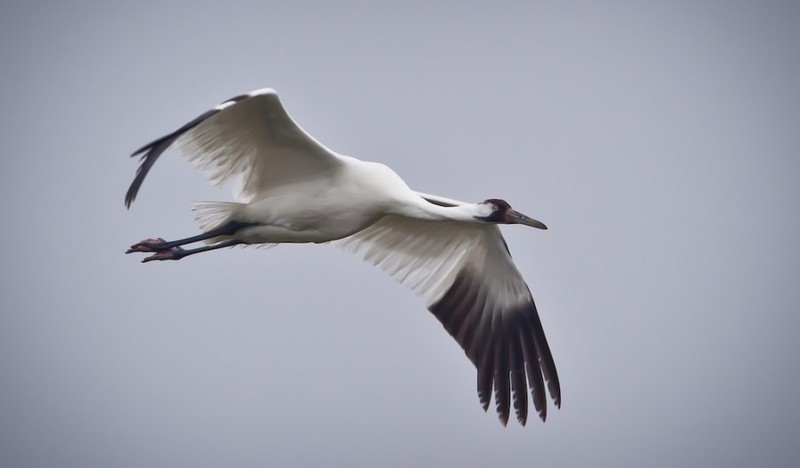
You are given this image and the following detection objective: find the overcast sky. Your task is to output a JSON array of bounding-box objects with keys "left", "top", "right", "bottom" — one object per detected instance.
[{"left": 2, "top": 1, "right": 799, "bottom": 467}]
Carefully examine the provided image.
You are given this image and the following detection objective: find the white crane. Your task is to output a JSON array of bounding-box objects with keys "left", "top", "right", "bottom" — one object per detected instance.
[{"left": 125, "top": 88, "right": 560, "bottom": 425}]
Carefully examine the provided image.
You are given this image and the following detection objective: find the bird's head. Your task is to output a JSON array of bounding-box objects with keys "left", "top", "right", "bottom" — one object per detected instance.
[{"left": 476, "top": 199, "right": 548, "bottom": 229}]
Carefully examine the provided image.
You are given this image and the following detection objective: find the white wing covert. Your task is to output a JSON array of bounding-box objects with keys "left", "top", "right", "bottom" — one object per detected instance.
[
  {"left": 125, "top": 89, "right": 342, "bottom": 207},
  {"left": 335, "top": 214, "right": 561, "bottom": 425}
]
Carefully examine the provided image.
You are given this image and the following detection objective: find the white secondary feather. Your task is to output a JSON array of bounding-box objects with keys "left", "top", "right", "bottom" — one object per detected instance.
[
  {"left": 335, "top": 215, "right": 530, "bottom": 310},
  {"left": 175, "top": 89, "right": 343, "bottom": 202}
]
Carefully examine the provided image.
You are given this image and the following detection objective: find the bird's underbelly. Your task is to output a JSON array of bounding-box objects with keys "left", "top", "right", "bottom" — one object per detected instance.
[
  {"left": 235, "top": 162, "right": 405, "bottom": 244},
  {"left": 236, "top": 208, "right": 383, "bottom": 244}
]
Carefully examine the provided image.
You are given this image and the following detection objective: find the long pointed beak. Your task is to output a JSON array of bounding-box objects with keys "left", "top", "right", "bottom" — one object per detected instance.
[{"left": 506, "top": 209, "right": 548, "bottom": 230}]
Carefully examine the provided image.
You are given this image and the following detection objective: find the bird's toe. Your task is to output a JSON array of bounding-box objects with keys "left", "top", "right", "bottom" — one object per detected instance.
[
  {"left": 141, "top": 246, "right": 185, "bottom": 263},
  {"left": 126, "top": 238, "right": 167, "bottom": 254}
]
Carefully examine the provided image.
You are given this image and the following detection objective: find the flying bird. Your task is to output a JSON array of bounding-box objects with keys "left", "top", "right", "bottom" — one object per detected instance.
[{"left": 125, "top": 88, "right": 560, "bottom": 425}]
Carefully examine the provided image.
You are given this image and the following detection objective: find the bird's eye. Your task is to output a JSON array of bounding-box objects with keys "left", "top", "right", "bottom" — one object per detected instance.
[{"left": 492, "top": 205, "right": 499, "bottom": 211}]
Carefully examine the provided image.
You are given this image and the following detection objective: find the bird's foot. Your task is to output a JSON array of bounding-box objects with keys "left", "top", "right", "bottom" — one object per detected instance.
[
  {"left": 140, "top": 246, "right": 186, "bottom": 263},
  {"left": 126, "top": 238, "right": 168, "bottom": 254},
  {"left": 126, "top": 238, "right": 185, "bottom": 262}
]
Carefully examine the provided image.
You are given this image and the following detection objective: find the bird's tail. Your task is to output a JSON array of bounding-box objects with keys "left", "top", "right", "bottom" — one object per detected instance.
[{"left": 191, "top": 201, "right": 243, "bottom": 236}]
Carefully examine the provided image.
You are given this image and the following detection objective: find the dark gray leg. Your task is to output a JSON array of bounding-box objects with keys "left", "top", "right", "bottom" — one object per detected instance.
[
  {"left": 140, "top": 239, "right": 243, "bottom": 263},
  {"left": 126, "top": 221, "right": 253, "bottom": 254}
]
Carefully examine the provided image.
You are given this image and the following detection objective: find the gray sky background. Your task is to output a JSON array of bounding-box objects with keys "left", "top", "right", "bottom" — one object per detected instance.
[{"left": 2, "top": 1, "right": 799, "bottom": 467}]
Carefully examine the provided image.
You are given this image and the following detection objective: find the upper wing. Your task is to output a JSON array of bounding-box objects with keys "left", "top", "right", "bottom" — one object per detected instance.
[
  {"left": 334, "top": 215, "right": 561, "bottom": 425},
  {"left": 125, "top": 88, "right": 343, "bottom": 207}
]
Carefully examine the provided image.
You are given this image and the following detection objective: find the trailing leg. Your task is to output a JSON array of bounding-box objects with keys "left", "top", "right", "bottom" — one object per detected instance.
[
  {"left": 126, "top": 221, "right": 254, "bottom": 254},
  {"left": 140, "top": 239, "right": 243, "bottom": 263}
]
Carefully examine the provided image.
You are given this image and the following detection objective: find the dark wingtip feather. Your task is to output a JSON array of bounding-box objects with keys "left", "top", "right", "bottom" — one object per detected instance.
[
  {"left": 477, "top": 352, "right": 493, "bottom": 412},
  {"left": 124, "top": 142, "right": 163, "bottom": 209},
  {"left": 513, "top": 378, "right": 529, "bottom": 425},
  {"left": 511, "top": 368, "right": 528, "bottom": 425},
  {"left": 528, "top": 303, "right": 562, "bottom": 410},
  {"left": 498, "top": 412, "right": 509, "bottom": 427},
  {"left": 493, "top": 340, "right": 511, "bottom": 425},
  {"left": 551, "top": 376, "right": 562, "bottom": 408},
  {"left": 124, "top": 189, "right": 135, "bottom": 209},
  {"left": 131, "top": 140, "right": 156, "bottom": 157},
  {"left": 123, "top": 106, "right": 223, "bottom": 208},
  {"left": 506, "top": 317, "right": 529, "bottom": 426},
  {"left": 427, "top": 268, "right": 561, "bottom": 426}
]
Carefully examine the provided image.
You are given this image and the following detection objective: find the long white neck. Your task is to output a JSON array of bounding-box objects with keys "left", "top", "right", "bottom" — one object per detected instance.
[{"left": 397, "top": 196, "right": 490, "bottom": 223}]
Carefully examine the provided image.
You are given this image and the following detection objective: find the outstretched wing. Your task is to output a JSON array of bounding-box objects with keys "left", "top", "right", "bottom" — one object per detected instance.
[
  {"left": 334, "top": 214, "right": 561, "bottom": 425},
  {"left": 125, "top": 88, "right": 343, "bottom": 207}
]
